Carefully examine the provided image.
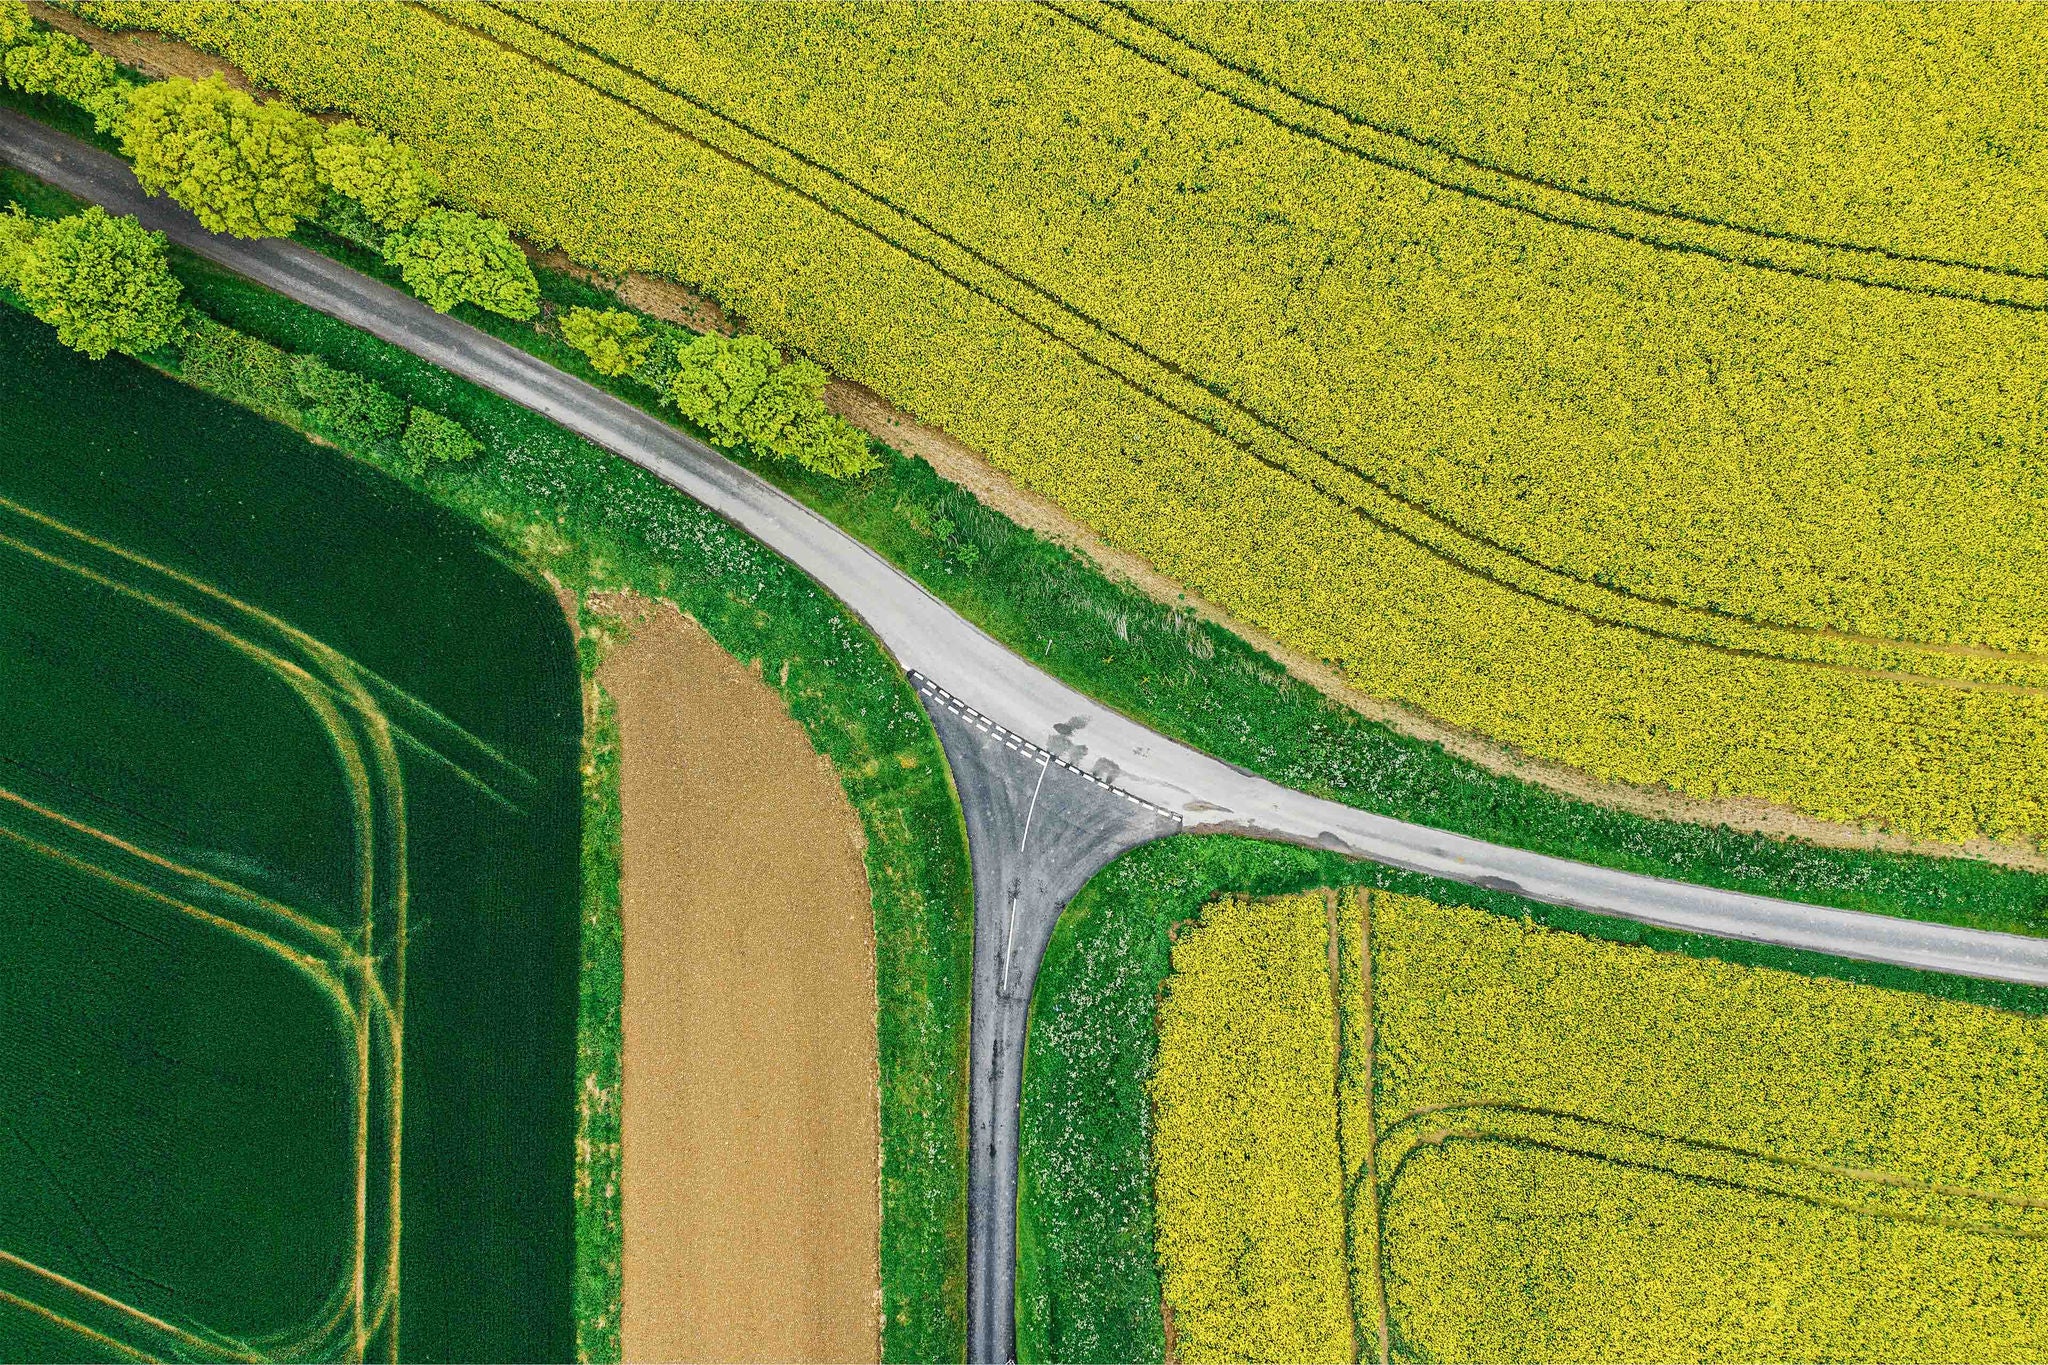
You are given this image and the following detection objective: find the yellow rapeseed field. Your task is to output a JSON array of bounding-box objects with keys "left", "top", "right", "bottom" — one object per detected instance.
[
  {"left": 1368, "top": 891, "right": 2048, "bottom": 1362},
  {"left": 1149, "top": 893, "right": 1351, "bottom": 1364},
  {"left": 62, "top": 0, "right": 2048, "bottom": 841}
]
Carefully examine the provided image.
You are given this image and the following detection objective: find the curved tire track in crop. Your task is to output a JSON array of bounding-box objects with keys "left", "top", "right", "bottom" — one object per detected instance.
[
  {"left": 433, "top": 0, "right": 2048, "bottom": 694},
  {"left": 1064, "top": 0, "right": 2048, "bottom": 297}
]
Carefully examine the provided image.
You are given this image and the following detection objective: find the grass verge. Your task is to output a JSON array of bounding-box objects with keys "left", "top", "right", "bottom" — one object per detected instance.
[{"left": 1016, "top": 832, "right": 2048, "bottom": 1365}]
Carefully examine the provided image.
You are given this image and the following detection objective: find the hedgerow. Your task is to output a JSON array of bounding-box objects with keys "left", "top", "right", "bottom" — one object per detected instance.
[
  {"left": 1149, "top": 892, "right": 1350, "bottom": 1364},
  {"left": 53, "top": 0, "right": 2048, "bottom": 841}
]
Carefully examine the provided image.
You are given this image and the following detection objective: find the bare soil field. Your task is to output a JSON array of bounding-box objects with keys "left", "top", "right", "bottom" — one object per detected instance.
[{"left": 598, "top": 600, "right": 880, "bottom": 1364}]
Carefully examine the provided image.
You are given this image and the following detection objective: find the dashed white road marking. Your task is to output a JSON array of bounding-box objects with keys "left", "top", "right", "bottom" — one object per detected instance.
[{"left": 909, "top": 671, "right": 1184, "bottom": 825}]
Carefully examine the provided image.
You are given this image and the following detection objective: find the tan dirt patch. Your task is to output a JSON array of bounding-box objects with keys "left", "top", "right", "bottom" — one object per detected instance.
[
  {"left": 38, "top": 5, "right": 2044, "bottom": 870},
  {"left": 598, "top": 600, "right": 880, "bottom": 1364}
]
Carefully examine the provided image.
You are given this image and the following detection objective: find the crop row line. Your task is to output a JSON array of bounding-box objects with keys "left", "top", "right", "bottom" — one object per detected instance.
[
  {"left": 1053, "top": 0, "right": 2048, "bottom": 311},
  {"left": 426, "top": 0, "right": 2045, "bottom": 695}
]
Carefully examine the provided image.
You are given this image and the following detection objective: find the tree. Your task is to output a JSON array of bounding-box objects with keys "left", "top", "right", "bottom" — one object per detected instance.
[
  {"left": 664, "top": 332, "right": 778, "bottom": 443},
  {"left": 0, "top": 203, "right": 34, "bottom": 281},
  {"left": 398, "top": 405, "right": 480, "bottom": 475},
  {"left": 788, "top": 412, "right": 881, "bottom": 478},
  {"left": 314, "top": 121, "right": 438, "bottom": 230},
  {"left": 6, "top": 206, "right": 184, "bottom": 359},
  {"left": 381, "top": 208, "right": 538, "bottom": 319},
  {"left": 560, "top": 305, "right": 651, "bottom": 377},
  {"left": 120, "top": 75, "right": 324, "bottom": 238}
]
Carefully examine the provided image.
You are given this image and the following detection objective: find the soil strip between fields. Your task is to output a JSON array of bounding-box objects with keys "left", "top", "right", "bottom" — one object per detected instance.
[{"left": 599, "top": 600, "right": 880, "bottom": 1364}]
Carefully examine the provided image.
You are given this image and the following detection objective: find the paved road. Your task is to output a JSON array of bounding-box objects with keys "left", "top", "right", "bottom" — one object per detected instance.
[
  {"left": 912, "top": 674, "right": 1179, "bottom": 1365},
  {"left": 11, "top": 108, "right": 2048, "bottom": 1362}
]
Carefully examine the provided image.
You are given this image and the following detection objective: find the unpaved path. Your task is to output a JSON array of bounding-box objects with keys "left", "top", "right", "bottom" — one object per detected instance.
[{"left": 599, "top": 601, "right": 880, "bottom": 1364}]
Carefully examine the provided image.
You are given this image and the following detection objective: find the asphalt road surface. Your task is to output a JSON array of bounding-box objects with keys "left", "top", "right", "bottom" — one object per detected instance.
[{"left": 9, "top": 108, "right": 2048, "bottom": 1364}]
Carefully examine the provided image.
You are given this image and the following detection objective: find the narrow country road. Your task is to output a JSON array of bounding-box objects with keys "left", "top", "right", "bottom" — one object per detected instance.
[{"left": 8, "top": 109, "right": 2048, "bottom": 1363}]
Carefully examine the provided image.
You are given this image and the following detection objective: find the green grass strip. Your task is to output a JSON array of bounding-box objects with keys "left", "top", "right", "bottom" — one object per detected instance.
[{"left": 573, "top": 681, "right": 624, "bottom": 1363}]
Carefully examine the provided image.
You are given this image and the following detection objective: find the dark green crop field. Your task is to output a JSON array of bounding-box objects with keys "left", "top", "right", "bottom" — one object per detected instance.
[{"left": 0, "top": 306, "right": 583, "bottom": 1362}]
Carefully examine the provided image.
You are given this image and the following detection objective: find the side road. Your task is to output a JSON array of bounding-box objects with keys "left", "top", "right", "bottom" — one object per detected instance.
[{"left": 9, "top": 103, "right": 2048, "bottom": 1363}]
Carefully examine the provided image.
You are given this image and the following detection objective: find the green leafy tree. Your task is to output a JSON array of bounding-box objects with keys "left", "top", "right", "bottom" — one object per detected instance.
[
  {"left": 664, "top": 332, "right": 778, "bottom": 443},
  {"left": 664, "top": 332, "right": 878, "bottom": 477},
  {"left": 4, "top": 28, "right": 116, "bottom": 103},
  {"left": 381, "top": 207, "right": 538, "bottom": 319},
  {"left": 314, "top": 121, "right": 438, "bottom": 230},
  {"left": 560, "top": 305, "right": 651, "bottom": 377},
  {"left": 7, "top": 206, "right": 183, "bottom": 359},
  {"left": 120, "top": 75, "right": 324, "bottom": 238},
  {"left": 0, "top": 203, "right": 35, "bottom": 284},
  {"left": 398, "top": 405, "right": 481, "bottom": 474},
  {"left": 789, "top": 412, "right": 881, "bottom": 479}
]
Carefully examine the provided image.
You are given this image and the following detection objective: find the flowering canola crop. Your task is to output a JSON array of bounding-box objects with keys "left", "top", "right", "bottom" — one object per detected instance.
[
  {"left": 1367, "top": 892, "right": 2048, "bottom": 1362},
  {"left": 60, "top": 0, "right": 2048, "bottom": 841},
  {"left": 1149, "top": 892, "right": 1351, "bottom": 1364}
]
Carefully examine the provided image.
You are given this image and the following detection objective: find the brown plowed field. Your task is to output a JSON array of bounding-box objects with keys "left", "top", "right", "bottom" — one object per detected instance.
[{"left": 599, "top": 601, "right": 880, "bottom": 1364}]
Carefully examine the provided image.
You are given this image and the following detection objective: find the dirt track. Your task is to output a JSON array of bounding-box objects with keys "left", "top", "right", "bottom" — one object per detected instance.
[{"left": 599, "top": 602, "right": 880, "bottom": 1364}]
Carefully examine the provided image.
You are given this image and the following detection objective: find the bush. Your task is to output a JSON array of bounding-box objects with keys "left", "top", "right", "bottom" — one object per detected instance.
[
  {"left": 8, "top": 206, "right": 183, "bottom": 359},
  {"left": 664, "top": 331, "right": 774, "bottom": 442},
  {"left": 120, "top": 75, "right": 323, "bottom": 238},
  {"left": 381, "top": 207, "right": 538, "bottom": 319},
  {"left": 559, "top": 305, "right": 649, "bottom": 377},
  {"left": 0, "top": 0, "right": 30, "bottom": 48},
  {"left": 398, "top": 404, "right": 480, "bottom": 474},
  {"left": 177, "top": 310, "right": 296, "bottom": 413},
  {"left": 0, "top": 10, "right": 129, "bottom": 133},
  {"left": 0, "top": 203, "right": 34, "bottom": 284},
  {"left": 3, "top": 27, "right": 118, "bottom": 104},
  {"left": 290, "top": 351, "right": 406, "bottom": 445},
  {"left": 314, "top": 121, "right": 437, "bottom": 230},
  {"left": 663, "top": 331, "right": 878, "bottom": 477}
]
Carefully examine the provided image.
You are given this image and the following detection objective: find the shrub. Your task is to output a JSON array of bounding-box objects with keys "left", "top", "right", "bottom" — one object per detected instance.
[
  {"left": 177, "top": 310, "right": 295, "bottom": 413},
  {"left": 120, "top": 75, "right": 323, "bottom": 238},
  {"left": 8, "top": 206, "right": 183, "bottom": 359},
  {"left": 398, "top": 404, "right": 480, "bottom": 474},
  {"left": 0, "top": 0, "right": 30, "bottom": 48},
  {"left": 290, "top": 351, "right": 406, "bottom": 445},
  {"left": 3, "top": 27, "right": 119, "bottom": 107},
  {"left": 664, "top": 331, "right": 776, "bottom": 442},
  {"left": 664, "top": 332, "right": 879, "bottom": 477},
  {"left": 314, "top": 121, "right": 437, "bottom": 230},
  {"left": 380, "top": 207, "right": 538, "bottom": 319},
  {"left": 559, "top": 305, "right": 650, "bottom": 377},
  {"left": 788, "top": 411, "right": 880, "bottom": 479},
  {"left": 0, "top": 203, "right": 34, "bottom": 285}
]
